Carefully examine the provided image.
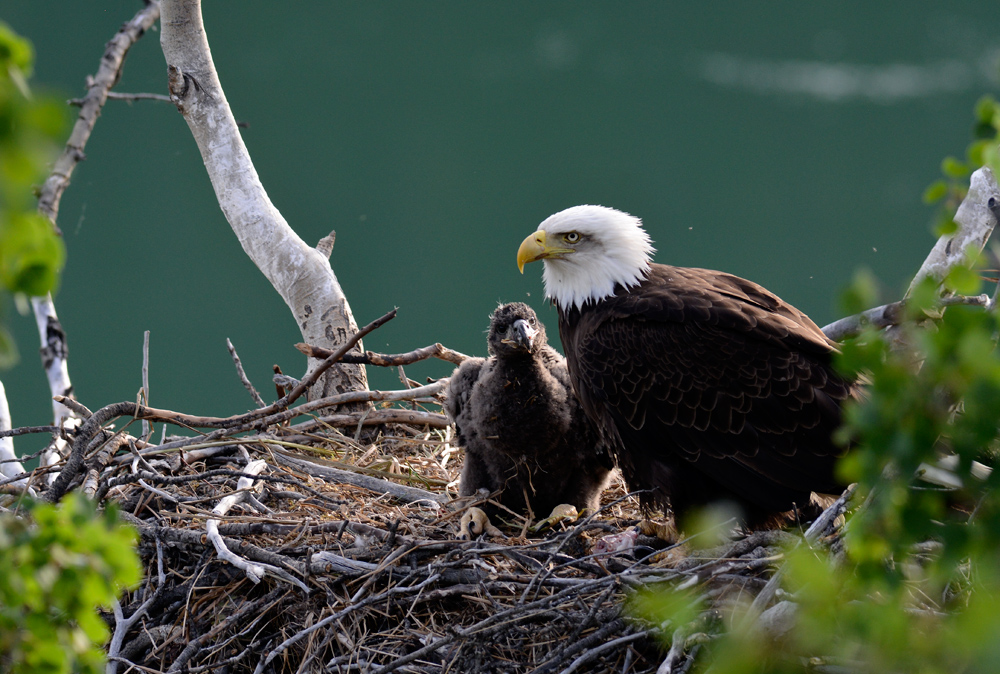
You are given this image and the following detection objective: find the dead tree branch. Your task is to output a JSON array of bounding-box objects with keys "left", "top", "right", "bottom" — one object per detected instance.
[{"left": 159, "top": 0, "right": 369, "bottom": 402}]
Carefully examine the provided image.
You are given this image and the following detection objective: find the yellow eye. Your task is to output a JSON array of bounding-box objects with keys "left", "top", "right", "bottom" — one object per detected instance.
[{"left": 564, "top": 231, "right": 581, "bottom": 244}]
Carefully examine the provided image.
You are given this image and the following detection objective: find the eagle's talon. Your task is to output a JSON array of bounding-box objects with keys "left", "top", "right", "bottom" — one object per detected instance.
[
  {"left": 532, "top": 503, "right": 581, "bottom": 531},
  {"left": 459, "top": 506, "right": 502, "bottom": 540}
]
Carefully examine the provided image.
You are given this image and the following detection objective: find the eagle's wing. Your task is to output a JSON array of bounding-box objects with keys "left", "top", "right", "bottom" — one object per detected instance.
[{"left": 566, "top": 266, "right": 852, "bottom": 508}]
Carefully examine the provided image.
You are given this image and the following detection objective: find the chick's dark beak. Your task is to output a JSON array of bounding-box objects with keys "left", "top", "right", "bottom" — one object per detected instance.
[{"left": 508, "top": 318, "right": 537, "bottom": 351}]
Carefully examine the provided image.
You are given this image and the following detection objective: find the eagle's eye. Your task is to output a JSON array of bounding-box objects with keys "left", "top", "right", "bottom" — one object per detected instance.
[{"left": 564, "top": 231, "right": 581, "bottom": 244}]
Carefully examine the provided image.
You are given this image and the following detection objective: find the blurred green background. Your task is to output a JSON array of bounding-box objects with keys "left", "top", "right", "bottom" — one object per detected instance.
[{"left": 2, "top": 2, "right": 998, "bottom": 457}]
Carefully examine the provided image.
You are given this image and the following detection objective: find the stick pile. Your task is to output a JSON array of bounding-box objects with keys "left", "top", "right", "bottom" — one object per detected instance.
[{"left": 3, "top": 339, "right": 846, "bottom": 673}]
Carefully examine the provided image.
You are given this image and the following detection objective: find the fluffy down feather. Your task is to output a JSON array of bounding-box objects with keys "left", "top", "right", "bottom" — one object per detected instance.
[{"left": 445, "top": 302, "right": 613, "bottom": 519}]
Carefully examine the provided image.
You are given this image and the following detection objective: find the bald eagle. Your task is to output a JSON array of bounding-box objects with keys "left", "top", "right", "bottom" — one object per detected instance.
[
  {"left": 445, "top": 302, "right": 613, "bottom": 524},
  {"left": 517, "top": 205, "right": 858, "bottom": 525}
]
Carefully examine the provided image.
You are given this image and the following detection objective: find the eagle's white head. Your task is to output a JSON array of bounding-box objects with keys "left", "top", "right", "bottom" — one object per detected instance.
[{"left": 517, "top": 205, "right": 655, "bottom": 311}]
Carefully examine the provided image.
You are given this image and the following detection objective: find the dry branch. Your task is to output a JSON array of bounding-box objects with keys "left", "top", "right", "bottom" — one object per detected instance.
[
  {"left": 159, "top": 0, "right": 369, "bottom": 401},
  {"left": 822, "top": 167, "right": 1000, "bottom": 342},
  {"left": 30, "top": 0, "right": 163, "bottom": 481},
  {"left": 296, "top": 341, "right": 471, "bottom": 367}
]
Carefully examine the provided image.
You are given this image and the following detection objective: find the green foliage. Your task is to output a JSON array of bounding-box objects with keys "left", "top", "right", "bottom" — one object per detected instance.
[
  {"left": 0, "top": 21, "right": 68, "bottom": 367},
  {"left": 0, "top": 211, "right": 66, "bottom": 296},
  {"left": 0, "top": 494, "right": 142, "bottom": 674}
]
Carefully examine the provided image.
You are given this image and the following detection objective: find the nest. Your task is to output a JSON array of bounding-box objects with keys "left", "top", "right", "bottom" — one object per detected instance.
[
  {"left": 101, "top": 431, "right": 832, "bottom": 674},
  {"left": 11, "top": 328, "right": 848, "bottom": 674}
]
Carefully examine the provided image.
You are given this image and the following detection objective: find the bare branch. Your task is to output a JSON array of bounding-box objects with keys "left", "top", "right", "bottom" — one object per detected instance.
[
  {"left": 296, "top": 341, "right": 471, "bottom": 367},
  {"left": 822, "top": 167, "right": 1000, "bottom": 342},
  {"left": 159, "top": 0, "right": 369, "bottom": 401},
  {"left": 70, "top": 91, "right": 172, "bottom": 106},
  {"left": 38, "top": 2, "right": 161, "bottom": 226},
  {"left": 0, "top": 380, "right": 28, "bottom": 488},
  {"left": 271, "top": 450, "right": 447, "bottom": 505},
  {"left": 227, "top": 338, "right": 266, "bottom": 408}
]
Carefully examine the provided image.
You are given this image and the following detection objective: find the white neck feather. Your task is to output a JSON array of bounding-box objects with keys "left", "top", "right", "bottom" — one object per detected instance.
[{"left": 538, "top": 205, "right": 654, "bottom": 312}]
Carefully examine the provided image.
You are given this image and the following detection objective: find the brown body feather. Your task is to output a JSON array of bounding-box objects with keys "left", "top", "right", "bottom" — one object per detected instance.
[{"left": 557, "top": 263, "right": 859, "bottom": 524}]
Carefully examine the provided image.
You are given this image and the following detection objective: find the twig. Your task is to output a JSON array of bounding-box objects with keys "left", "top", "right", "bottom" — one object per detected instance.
[
  {"left": 31, "top": 2, "right": 161, "bottom": 483},
  {"left": 55, "top": 397, "right": 93, "bottom": 419},
  {"left": 141, "top": 330, "right": 151, "bottom": 440},
  {"left": 285, "top": 408, "right": 450, "bottom": 431},
  {"left": 561, "top": 628, "right": 647, "bottom": 674},
  {"left": 0, "top": 425, "right": 59, "bottom": 438},
  {"left": 47, "top": 309, "right": 400, "bottom": 449},
  {"left": 822, "top": 294, "right": 994, "bottom": 342},
  {"left": 81, "top": 432, "right": 129, "bottom": 498},
  {"left": 204, "top": 459, "right": 307, "bottom": 589},
  {"left": 107, "top": 537, "right": 166, "bottom": 674},
  {"left": 822, "top": 168, "right": 1000, "bottom": 343},
  {"left": 69, "top": 91, "right": 173, "bottom": 106},
  {"left": 252, "top": 574, "right": 441, "bottom": 674},
  {"left": 167, "top": 586, "right": 289, "bottom": 674},
  {"left": 271, "top": 450, "right": 446, "bottom": 505},
  {"left": 738, "top": 486, "right": 855, "bottom": 631},
  {"left": 51, "top": 381, "right": 448, "bottom": 491},
  {"left": 282, "top": 308, "right": 397, "bottom": 407},
  {"left": 657, "top": 627, "right": 689, "bottom": 674},
  {"left": 228, "top": 338, "right": 266, "bottom": 408},
  {"left": 296, "top": 341, "right": 471, "bottom": 367}
]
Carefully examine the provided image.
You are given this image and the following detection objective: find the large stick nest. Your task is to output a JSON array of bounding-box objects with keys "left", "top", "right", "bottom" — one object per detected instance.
[
  {"left": 13, "top": 332, "right": 848, "bottom": 674},
  {"left": 106, "top": 428, "right": 827, "bottom": 674}
]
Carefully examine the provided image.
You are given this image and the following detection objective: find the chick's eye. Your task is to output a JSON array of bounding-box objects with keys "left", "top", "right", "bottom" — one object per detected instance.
[{"left": 564, "top": 231, "right": 581, "bottom": 244}]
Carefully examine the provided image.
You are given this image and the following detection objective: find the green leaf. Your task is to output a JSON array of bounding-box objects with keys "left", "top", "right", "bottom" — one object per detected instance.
[
  {"left": 0, "top": 22, "right": 35, "bottom": 79},
  {"left": 922, "top": 180, "right": 949, "bottom": 204},
  {"left": 838, "top": 268, "right": 880, "bottom": 317},
  {"left": 975, "top": 95, "right": 998, "bottom": 125},
  {"left": 983, "top": 141, "right": 1000, "bottom": 178},
  {"left": 941, "top": 156, "right": 969, "bottom": 179},
  {"left": 0, "top": 212, "right": 65, "bottom": 296},
  {"left": 0, "top": 325, "right": 17, "bottom": 369},
  {"left": 943, "top": 264, "right": 981, "bottom": 296},
  {"left": 933, "top": 217, "right": 959, "bottom": 237},
  {"left": 966, "top": 139, "right": 992, "bottom": 167}
]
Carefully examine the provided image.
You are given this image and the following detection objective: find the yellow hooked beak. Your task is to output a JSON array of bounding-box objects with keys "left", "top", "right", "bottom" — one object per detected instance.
[{"left": 516, "top": 230, "right": 573, "bottom": 273}]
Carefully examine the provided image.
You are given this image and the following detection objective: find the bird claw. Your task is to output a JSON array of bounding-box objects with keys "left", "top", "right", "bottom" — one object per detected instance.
[
  {"left": 458, "top": 506, "right": 502, "bottom": 540},
  {"left": 638, "top": 518, "right": 679, "bottom": 545},
  {"left": 532, "top": 503, "right": 580, "bottom": 531}
]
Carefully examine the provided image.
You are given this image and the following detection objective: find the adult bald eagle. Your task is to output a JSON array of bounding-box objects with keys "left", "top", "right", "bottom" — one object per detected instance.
[
  {"left": 445, "top": 302, "right": 613, "bottom": 524},
  {"left": 517, "top": 205, "right": 859, "bottom": 525}
]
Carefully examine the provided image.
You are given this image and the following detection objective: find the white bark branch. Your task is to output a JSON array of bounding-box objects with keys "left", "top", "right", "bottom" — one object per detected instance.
[
  {"left": 32, "top": 298, "right": 80, "bottom": 480},
  {"left": 205, "top": 459, "right": 305, "bottom": 589},
  {"left": 905, "top": 166, "right": 1000, "bottom": 297},
  {"left": 822, "top": 167, "right": 1000, "bottom": 342},
  {"left": 159, "top": 0, "right": 368, "bottom": 401},
  {"left": 0, "top": 380, "right": 28, "bottom": 488},
  {"left": 33, "top": 2, "right": 161, "bottom": 480}
]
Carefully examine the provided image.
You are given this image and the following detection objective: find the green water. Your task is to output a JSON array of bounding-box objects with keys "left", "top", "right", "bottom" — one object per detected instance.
[{"left": 2, "top": 2, "right": 998, "bottom": 456}]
